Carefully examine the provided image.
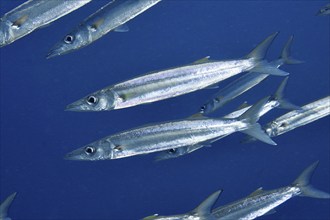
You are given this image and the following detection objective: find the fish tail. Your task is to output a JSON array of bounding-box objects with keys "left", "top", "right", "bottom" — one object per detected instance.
[
  {"left": 271, "top": 35, "right": 304, "bottom": 67},
  {"left": 292, "top": 161, "right": 330, "bottom": 199},
  {"left": 238, "top": 97, "right": 277, "bottom": 145},
  {"left": 271, "top": 76, "right": 301, "bottom": 110},
  {"left": 246, "top": 32, "right": 293, "bottom": 77}
]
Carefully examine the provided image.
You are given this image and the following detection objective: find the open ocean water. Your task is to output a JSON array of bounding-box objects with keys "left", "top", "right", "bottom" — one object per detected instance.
[{"left": 0, "top": 0, "right": 329, "bottom": 219}]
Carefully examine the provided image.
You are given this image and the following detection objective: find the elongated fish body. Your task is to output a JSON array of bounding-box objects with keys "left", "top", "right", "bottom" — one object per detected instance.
[
  {"left": 200, "top": 72, "right": 268, "bottom": 115},
  {"left": 0, "top": 0, "right": 91, "bottom": 47},
  {"left": 47, "top": 0, "right": 161, "bottom": 57},
  {"left": 66, "top": 117, "right": 250, "bottom": 160},
  {"left": 65, "top": 97, "right": 276, "bottom": 160},
  {"left": 110, "top": 59, "right": 257, "bottom": 110},
  {"left": 212, "top": 186, "right": 300, "bottom": 219},
  {"left": 65, "top": 32, "right": 289, "bottom": 112},
  {"left": 66, "top": 59, "right": 258, "bottom": 111},
  {"left": 265, "top": 96, "right": 330, "bottom": 137},
  {"left": 143, "top": 162, "right": 330, "bottom": 220}
]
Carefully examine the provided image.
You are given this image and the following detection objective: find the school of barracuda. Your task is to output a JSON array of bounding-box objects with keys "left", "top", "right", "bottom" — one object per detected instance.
[{"left": 0, "top": 0, "right": 329, "bottom": 219}]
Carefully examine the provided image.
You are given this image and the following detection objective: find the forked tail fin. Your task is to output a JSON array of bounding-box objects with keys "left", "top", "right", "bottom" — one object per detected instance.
[
  {"left": 271, "top": 76, "right": 301, "bottom": 110},
  {"left": 271, "top": 35, "right": 304, "bottom": 68},
  {"left": 293, "top": 161, "right": 330, "bottom": 199},
  {"left": 238, "top": 97, "right": 277, "bottom": 145}
]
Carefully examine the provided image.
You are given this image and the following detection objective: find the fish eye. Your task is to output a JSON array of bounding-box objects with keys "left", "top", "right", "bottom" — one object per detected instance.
[
  {"left": 169, "top": 149, "right": 176, "bottom": 154},
  {"left": 64, "top": 35, "right": 74, "bottom": 44},
  {"left": 200, "top": 105, "right": 206, "bottom": 113},
  {"left": 86, "top": 96, "right": 98, "bottom": 105},
  {"left": 85, "top": 146, "right": 95, "bottom": 155}
]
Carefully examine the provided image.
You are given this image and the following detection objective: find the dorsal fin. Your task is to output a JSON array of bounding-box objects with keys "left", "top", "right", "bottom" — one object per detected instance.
[
  {"left": 193, "top": 190, "right": 222, "bottom": 216},
  {"left": 114, "top": 24, "right": 129, "bottom": 32},
  {"left": 249, "top": 187, "right": 264, "bottom": 197},
  {"left": 12, "top": 15, "right": 28, "bottom": 28},
  {"left": 193, "top": 56, "right": 211, "bottom": 64}
]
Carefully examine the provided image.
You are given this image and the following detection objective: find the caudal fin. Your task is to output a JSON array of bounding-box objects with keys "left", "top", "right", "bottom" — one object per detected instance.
[
  {"left": 247, "top": 33, "right": 305, "bottom": 77},
  {"left": 293, "top": 161, "right": 330, "bottom": 199},
  {"left": 271, "top": 35, "right": 304, "bottom": 68},
  {"left": 271, "top": 76, "right": 301, "bottom": 110},
  {"left": 238, "top": 97, "right": 277, "bottom": 145}
]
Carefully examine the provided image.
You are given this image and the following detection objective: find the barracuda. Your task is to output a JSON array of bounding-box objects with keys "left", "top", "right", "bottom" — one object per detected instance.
[
  {"left": 199, "top": 36, "right": 302, "bottom": 115},
  {"left": 65, "top": 32, "right": 289, "bottom": 112},
  {"left": 0, "top": 0, "right": 91, "bottom": 47},
  {"left": 143, "top": 161, "right": 330, "bottom": 220},
  {"left": 47, "top": 0, "right": 161, "bottom": 58},
  {"left": 154, "top": 77, "right": 299, "bottom": 161},
  {"left": 265, "top": 96, "right": 330, "bottom": 137},
  {"left": 64, "top": 97, "right": 275, "bottom": 161}
]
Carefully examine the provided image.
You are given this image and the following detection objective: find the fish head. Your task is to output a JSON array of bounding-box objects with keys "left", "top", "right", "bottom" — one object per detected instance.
[
  {"left": 0, "top": 19, "right": 15, "bottom": 47},
  {"left": 64, "top": 139, "right": 115, "bottom": 161},
  {"left": 47, "top": 25, "right": 90, "bottom": 58},
  {"left": 66, "top": 89, "right": 115, "bottom": 112}
]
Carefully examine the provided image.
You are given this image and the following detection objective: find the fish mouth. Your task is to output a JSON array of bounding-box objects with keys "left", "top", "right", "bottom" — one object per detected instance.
[
  {"left": 65, "top": 100, "right": 89, "bottom": 112},
  {"left": 64, "top": 149, "right": 85, "bottom": 160},
  {"left": 46, "top": 50, "right": 60, "bottom": 59},
  {"left": 46, "top": 42, "right": 70, "bottom": 59},
  {"left": 65, "top": 102, "right": 82, "bottom": 112}
]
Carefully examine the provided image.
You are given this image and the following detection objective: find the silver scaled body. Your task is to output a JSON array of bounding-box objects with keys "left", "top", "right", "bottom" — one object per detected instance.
[
  {"left": 0, "top": 0, "right": 91, "bottom": 47},
  {"left": 66, "top": 58, "right": 258, "bottom": 111},
  {"left": 265, "top": 96, "right": 330, "bottom": 137},
  {"left": 48, "top": 0, "right": 161, "bottom": 57},
  {"left": 65, "top": 117, "right": 250, "bottom": 160}
]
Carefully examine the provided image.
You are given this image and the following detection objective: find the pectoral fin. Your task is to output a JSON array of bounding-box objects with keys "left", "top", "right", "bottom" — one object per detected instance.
[{"left": 114, "top": 24, "right": 129, "bottom": 32}]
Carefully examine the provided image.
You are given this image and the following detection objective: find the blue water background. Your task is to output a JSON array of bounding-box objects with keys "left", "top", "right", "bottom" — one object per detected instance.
[{"left": 0, "top": 1, "right": 329, "bottom": 219}]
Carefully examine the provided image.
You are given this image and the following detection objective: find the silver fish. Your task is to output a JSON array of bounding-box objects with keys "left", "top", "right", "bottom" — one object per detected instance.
[
  {"left": 265, "top": 96, "right": 330, "bottom": 137},
  {"left": 154, "top": 77, "right": 299, "bottom": 161},
  {"left": 143, "top": 161, "right": 330, "bottom": 220},
  {"left": 199, "top": 35, "right": 302, "bottom": 115},
  {"left": 64, "top": 97, "right": 276, "bottom": 161},
  {"left": 0, "top": 192, "right": 17, "bottom": 220},
  {"left": 47, "top": 0, "right": 161, "bottom": 58},
  {"left": 0, "top": 0, "right": 91, "bottom": 47},
  {"left": 317, "top": 3, "right": 330, "bottom": 16},
  {"left": 65, "top": 32, "right": 289, "bottom": 112}
]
